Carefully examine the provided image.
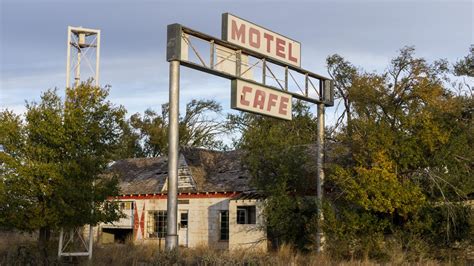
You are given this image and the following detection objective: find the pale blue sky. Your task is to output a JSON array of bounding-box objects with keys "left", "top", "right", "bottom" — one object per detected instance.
[{"left": 1, "top": 0, "right": 473, "bottom": 126}]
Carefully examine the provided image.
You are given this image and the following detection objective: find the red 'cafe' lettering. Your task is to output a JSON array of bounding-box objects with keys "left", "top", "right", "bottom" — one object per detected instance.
[
  {"left": 253, "top": 89, "right": 265, "bottom": 109},
  {"left": 240, "top": 86, "right": 251, "bottom": 106},
  {"left": 238, "top": 85, "right": 290, "bottom": 118}
]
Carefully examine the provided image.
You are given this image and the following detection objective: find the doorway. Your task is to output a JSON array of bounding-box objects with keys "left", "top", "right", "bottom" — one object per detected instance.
[{"left": 178, "top": 210, "right": 188, "bottom": 247}]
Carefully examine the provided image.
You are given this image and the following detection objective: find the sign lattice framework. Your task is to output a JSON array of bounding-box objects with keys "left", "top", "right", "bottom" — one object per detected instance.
[{"left": 167, "top": 13, "right": 335, "bottom": 111}]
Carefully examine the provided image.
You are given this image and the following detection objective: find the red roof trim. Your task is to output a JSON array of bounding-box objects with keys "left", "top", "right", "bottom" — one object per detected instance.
[{"left": 112, "top": 191, "right": 240, "bottom": 200}]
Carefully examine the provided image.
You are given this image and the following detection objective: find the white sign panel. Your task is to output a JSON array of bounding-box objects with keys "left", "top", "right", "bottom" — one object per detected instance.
[
  {"left": 222, "top": 13, "right": 301, "bottom": 68},
  {"left": 215, "top": 44, "right": 253, "bottom": 80},
  {"left": 231, "top": 79, "right": 292, "bottom": 120}
]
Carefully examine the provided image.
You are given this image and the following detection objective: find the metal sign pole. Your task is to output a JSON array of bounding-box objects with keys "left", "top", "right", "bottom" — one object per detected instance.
[
  {"left": 166, "top": 60, "right": 180, "bottom": 250},
  {"left": 316, "top": 102, "right": 325, "bottom": 253}
]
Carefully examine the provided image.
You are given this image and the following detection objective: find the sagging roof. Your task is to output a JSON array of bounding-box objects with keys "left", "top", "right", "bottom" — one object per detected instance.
[{"left": 108, "top": 147, "right": 252, "bottom": 195}]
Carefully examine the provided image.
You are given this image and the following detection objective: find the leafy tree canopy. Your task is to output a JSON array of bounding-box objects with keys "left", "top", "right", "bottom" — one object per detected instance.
[
  {"left": 325, "top": 46, "right": 473, "bottom": 252},
  {"left": 229, "top": 101, "right": 319, "bottom": 250},
  {"left": 0, "top": 82, "right": 125, "bottom": 241},
  {"left": 130, "top": 99, "right": 226, "bottom": 157},
  {"left": 454, "top": 45, "right": 474, "bottom": 77}
]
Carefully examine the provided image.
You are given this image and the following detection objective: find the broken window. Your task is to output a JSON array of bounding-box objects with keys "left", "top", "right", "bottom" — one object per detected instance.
[
  {"left": 236, "top": 206, "right": 256, "bottom": 224},
  {"left": 147, "top": 210, "right": 167, "bottom": 238},
  {"left": 220, "top": 210, "right": 229, "bottom": 241}
]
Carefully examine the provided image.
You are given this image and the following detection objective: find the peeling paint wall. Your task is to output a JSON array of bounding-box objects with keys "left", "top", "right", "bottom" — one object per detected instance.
[{"left": 96, "top": 196, "right": 266, "bottom": 251}]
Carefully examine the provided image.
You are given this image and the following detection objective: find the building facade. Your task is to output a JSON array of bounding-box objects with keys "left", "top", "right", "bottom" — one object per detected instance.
[{"left": 95, "top": 148, "right": 267, "bottom": 250}]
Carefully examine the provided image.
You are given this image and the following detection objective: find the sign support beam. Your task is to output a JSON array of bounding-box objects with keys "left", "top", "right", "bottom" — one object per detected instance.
[
  {"left": 166, "top": 60, "right": 180, "bottom": 250},
  {"left": 316, "top": 101, "right": 325, "bottom": 253}
]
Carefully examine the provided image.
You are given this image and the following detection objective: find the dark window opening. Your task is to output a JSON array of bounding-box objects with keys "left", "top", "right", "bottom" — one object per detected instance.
[
  {"left": 180, "top": 212, "right": 188, "bottom": 229},
  {"left": 220, "top": 210, "right": 229, "bottom": 241},
  {"left": 101, "top": 228, "right": 132, "bottom": 244},
  {"left": 237, "top": 206, "right": 256, "bottom": 224},
  {"left": 147, "top": 210, "right": 167, "bottom": 238}
]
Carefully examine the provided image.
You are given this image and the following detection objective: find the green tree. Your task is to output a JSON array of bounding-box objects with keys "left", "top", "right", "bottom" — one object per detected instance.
[
  {"left": 112, "top": 114, "right": 144, "bottom": 159},
  {"left": 131, "top": 99, "right": 225, "bottom": 157},
  {"left": 0, "top": 83, "right": 124, "bottom": 250},
  {"left": 454, "top": 45, "right": 474, "bottom": 77},
  {"left": 229, "top": 101, "right": 319, "bottom": 250},
  {"left": 325, "top": 47, "right": 473, "bottom": 258},
  {"left": 327, "top": 54, "right": 357, "bottom": 136},
  {"left": 60, "top": 83, "right": 125, "bottom": 227},
  {"left": 0, "top": 110, "right": 26, "bottom": 228},
  {"left": 1, "top": 90, "right": 66, "bottom": 247}
]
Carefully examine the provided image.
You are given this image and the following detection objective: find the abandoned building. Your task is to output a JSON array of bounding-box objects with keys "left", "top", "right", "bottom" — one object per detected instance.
[{"left": 94, "top": 148, "right": 267, "bottom": 250}]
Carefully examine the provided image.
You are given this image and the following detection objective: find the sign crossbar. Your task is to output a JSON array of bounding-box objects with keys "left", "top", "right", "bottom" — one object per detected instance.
[{"left": 167, "top": 23, "right": 334, "bottom": 107}]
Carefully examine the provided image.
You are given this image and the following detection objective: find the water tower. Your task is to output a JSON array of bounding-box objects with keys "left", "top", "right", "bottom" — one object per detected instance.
[
  {"left": 58, "top": 26, "right": 101, "bottom": 261},
  {"left": 66, "top": 26, "right": 100, "bottom": 88}
]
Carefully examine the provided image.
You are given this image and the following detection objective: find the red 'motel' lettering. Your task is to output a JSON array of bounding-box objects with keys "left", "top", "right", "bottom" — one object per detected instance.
[
  {"left": 263, "top": 33, "right": 274, "bottom": 53},
  {"left": 275, "top": 37, "right": 286, "bottom": 58},
  {"left": 279, "top": 96, "right": 289, "bottom": 115},
  {"left": 231, "top": 20, "right": 246, "bottom": 43},
  {"left": 249, "top": 27, "right": 260, "bottom": 49},
  {"left": 240, "top": 86, "right": 252, "bottom": 106},
  {"left": 228, "top": 16, "right": 300, "bottom": 67},
  {"left": 288, "top": 43, "right": 298, "bottom": 64}
]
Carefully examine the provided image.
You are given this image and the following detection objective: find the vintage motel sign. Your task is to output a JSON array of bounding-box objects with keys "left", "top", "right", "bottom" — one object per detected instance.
[
  {"left": 167, "top": 17, "right": 334, "bottom": 120},
  {"left": 165, "top": 13, "right": 333, "bottom": 252}
]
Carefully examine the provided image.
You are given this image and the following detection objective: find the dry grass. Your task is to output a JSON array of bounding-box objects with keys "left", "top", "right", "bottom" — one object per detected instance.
[
  {"left": 0, "top": 231, "right": 466, "bottom": 265},
  {"left": 0, "top": 230, "right": 37, "bottom": 249},
  {"left": 88, "top": 244, "right": 336, "bottom": 266},
  {"left": 87, "top": 243, "right": 447, "bottom": 266}
]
